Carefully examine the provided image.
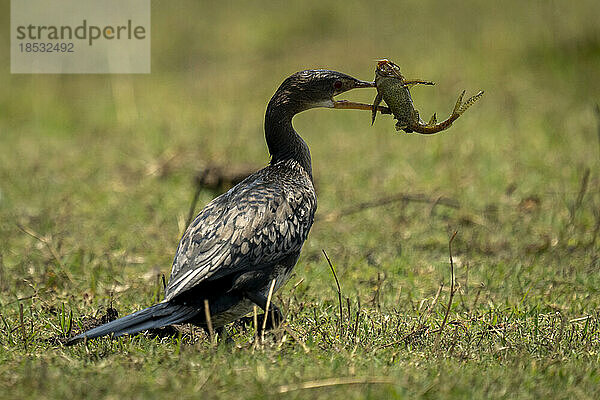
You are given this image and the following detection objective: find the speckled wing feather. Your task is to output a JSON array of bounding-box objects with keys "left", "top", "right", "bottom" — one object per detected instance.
[{"left": 165, "top": 161, "right": 316, "bottom": 301}]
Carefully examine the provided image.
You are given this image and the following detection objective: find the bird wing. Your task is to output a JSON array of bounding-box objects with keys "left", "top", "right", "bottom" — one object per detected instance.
[{"left": 165, "top": 171, "right": 316, "bottom": 301}]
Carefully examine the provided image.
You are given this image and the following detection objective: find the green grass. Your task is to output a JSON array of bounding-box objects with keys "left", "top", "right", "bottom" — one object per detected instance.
[{"left": 1, "top": 0, "right": 600, "bottom": 398}]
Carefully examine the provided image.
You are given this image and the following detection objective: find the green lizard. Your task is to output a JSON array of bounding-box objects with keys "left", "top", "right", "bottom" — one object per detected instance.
[{"left": 372, "top": 59, "right": 484, "bottom": 134}]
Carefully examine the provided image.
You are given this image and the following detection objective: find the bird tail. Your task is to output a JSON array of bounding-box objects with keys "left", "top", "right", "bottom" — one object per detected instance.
[{"left": 66, "top": 302, "right": 200, "bottom": 345}]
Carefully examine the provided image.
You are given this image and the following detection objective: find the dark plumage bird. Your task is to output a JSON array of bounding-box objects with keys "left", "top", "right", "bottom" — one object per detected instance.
[{"left": 67, "top": 70, "right": 374, "bottom": 344}]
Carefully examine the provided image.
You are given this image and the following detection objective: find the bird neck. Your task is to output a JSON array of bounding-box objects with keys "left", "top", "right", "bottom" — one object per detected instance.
[{"left": 264, "top": 93, "right": 313, "bottom": 180}]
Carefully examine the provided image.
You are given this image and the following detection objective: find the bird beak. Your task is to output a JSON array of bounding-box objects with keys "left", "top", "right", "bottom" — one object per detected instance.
[
  {"left": 332, "top": 79, "right": 391, "bottom": 114},
  {"left": 352, "top": 79, "right": 376, "bottom": 89}
]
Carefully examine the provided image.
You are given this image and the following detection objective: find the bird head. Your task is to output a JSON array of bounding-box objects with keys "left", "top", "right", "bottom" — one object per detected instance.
[{"left": 269, "top": 70, "right": 375, "bottom": 115}]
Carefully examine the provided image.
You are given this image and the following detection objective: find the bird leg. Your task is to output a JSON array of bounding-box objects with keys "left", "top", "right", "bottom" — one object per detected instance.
[{"left": 244, "top": 291, "right": 283, "bottom": 329}]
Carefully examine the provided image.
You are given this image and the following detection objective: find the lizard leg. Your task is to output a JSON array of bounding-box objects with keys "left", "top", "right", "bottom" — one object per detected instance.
[
  {"left": 428, "top": 113, "right": 438, "bottom": 126},
  {"left": 404, "top": 79, "right": 435, "bottom": 88},
  {"left": 371, "top": 93, "right": 383, "bottom": 125},
  {"left": 395, "top": 121, "right": 409, "bottom": 132},
  {"left": 409, "top": 90, "right": 484, "bottom": 134},
  {"left": 455, "top": 90, "right": 484, "bottom": 116}
]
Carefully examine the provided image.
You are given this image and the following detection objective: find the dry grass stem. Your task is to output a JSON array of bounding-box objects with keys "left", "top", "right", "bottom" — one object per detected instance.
[
  {"left": 19, "top": 303, "right": 26, "bottom": 350},
  {"left": 186, "top": 184, "right": 203, "bottom": 228},
  {"left": 570, "top": 167, "right": 590, "bottom": 224},
  {"left": 16, "top": 224, "right": 68, "bottom": 279},
  {"left": 323, "top": 192, "right": 460, "bottom": 221},
  {"left": 596, "top": 104, "right": 600, "bottom": 153},
  {"left": 203, "top": 299, "right": 214, "bottom": 345},
  {"left": 283, "top": 326, "right": 309, "bottom": 353},
  {"left": 261, "top": 278, "right": 277, "bottom": 342},
  {"left": 277, "top": 376, "right": 395, "bottom": 393},
  {"left": 435, "top": 230, "right": 458, "bottom": 349},
  {"left": 569, "top": 315, "right": 592, "bottom": 323},
  {"left": 322, "top": 249, "right": 344, "bottom": 336}
]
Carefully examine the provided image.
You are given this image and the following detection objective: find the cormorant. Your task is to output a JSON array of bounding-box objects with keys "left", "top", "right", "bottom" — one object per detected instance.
[{"left": 67, "top": 70, "right": 375, "bottom": 344}]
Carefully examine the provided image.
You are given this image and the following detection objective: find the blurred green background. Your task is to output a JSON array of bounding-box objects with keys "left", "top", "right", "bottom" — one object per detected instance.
[{"left": 1, "top": 0, "right": 599, "bottom": 398}]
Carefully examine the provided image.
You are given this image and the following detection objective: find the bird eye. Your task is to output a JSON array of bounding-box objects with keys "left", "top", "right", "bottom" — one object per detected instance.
[{"left": 333, "top": 80, "right": 343, "bottom": 90}]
